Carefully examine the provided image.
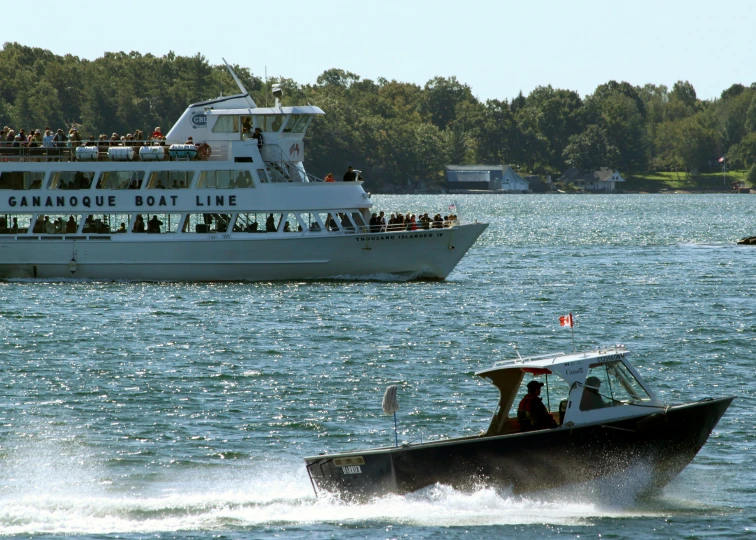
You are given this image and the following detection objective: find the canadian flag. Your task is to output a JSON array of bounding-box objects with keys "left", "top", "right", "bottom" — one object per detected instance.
[
  {"left": 718, "top": 157, "right": 725, "bottom": 163},
  {"left": 559, "top": 313, "right": 574, "bottom": 328}
]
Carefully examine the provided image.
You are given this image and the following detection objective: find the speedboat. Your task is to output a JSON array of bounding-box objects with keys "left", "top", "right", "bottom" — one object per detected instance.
[
  {"left": 304, "top": 346, "right": 733, "bottom": 499},
  {"left": 0, "top": 63, "right": 486, "bottom": 281}
]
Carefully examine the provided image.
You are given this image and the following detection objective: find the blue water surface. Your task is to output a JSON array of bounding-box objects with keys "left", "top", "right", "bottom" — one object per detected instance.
[{"left": 0, "top": 194, "right": 753, "bottom": 539}]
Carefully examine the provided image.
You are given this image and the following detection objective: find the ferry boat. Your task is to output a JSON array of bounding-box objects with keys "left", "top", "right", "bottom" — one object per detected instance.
[
  {"left": 304, "top": 346, "right": 734, "bottom": 499},
  {"left": 0, "top": 66, "right": 487, "bottom": 281}
]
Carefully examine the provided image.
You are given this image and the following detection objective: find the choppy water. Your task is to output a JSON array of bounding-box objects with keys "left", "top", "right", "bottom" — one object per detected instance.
[{"left": 0, "top": 194, "right": 754, "bottom": 539}]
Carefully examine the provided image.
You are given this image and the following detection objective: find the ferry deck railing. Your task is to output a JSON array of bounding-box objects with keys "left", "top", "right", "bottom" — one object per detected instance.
[{"left": 0, "top": 140, "right": 213, "bottom": 163}]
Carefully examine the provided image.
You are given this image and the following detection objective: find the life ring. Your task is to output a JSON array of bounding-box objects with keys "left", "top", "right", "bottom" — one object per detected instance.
[{"left": 197, "top": 143, "right": 211, "bottom": 160}]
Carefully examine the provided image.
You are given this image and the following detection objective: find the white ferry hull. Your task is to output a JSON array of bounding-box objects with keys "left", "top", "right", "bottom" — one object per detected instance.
[{"left": 0, "top": 224, "right": 487, "bottom": 281}]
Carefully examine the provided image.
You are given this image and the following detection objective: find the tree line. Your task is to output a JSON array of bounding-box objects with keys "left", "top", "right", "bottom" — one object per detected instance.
[{"left": 2, "top": 42, "right": 755, "bottom": 191}]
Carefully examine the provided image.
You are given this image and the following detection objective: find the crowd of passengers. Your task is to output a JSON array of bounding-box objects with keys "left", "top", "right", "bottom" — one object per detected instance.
[
  {"left": 1, "top": 125, "right": 171, "bottom": 149},
  {"left": 368, "top": 211, "right": 457, "bottom": 232}
]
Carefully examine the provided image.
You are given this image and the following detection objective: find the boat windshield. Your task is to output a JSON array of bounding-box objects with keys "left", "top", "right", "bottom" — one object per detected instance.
[{"left": 584, "top": 361, "right": 651, "bottom": 406}]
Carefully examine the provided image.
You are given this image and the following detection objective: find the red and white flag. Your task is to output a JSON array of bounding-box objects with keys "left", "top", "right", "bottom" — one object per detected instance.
[
  {"left": 559, "top": 313, "right": 574, "bottom": 328},
  {"left": 718, "top": 156, "right": 725, "bottom": 163}
]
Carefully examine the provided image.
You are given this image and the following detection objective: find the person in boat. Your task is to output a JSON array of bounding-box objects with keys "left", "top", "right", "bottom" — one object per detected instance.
[
  {"left": 324, "top": 173, "right": 335, "bottom": 182},
  {"left": 66, "top": 216, "right": 77, "bottom": 233},
  {"left": 117, "top": 222, "right": 127, "bottom": 233},
  {"left": 252, "top": 127, "right": 264, "bottom": 149},
  {"left": 151, "top": 127, "right": 163, "bottom": 141},
  {"left": 517, "top": 380, "right": 558, "bottom": 432},
  {"left": 580, "top": 376, "right": 609, "bottom": 410},
  {"left": 11, "top": 217, "right": 18, "bottom": 234},
  {"left": 147, "top": 215, "right": 163, "bottom": 233}
]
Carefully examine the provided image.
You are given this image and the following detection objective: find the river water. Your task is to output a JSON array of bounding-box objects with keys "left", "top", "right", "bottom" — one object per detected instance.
[{"left": 0, "top": 194, "right": 753, "bottom": 539}]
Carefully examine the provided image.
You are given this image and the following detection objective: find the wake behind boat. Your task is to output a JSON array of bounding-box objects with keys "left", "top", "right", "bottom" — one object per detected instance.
[
  {"left": 0, "top": 64, "right": 487, "bottom": 282},
  {"left": 304, "top": 346, "right": 733, "bottom": 499}
]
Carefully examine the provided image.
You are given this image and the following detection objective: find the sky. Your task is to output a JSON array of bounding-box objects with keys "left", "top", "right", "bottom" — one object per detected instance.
[{"left": 3, "top": 0, "right": 755, "bottom": 103}]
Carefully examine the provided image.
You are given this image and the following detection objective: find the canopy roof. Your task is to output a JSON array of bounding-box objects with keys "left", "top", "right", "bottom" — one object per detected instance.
[{"left": 205, "top": 106, "right": 325, "bottom": 116}]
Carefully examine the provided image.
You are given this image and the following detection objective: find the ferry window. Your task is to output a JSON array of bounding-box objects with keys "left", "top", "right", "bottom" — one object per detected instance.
[
  {"left": 318, "top": 212, "right": 339, "bottom": 232},
  {"left": 301, "top": 212, "right": 322, "bottom": 232},
  {"left": 0, "top": 171, "right": 44, "bottom": 190},
  {"left": 256, "top": 169, "right": 269, "bottom": 184},
  {"left": 132, "top": 213, "right": 181, "bottom": 233},
  {"left": 259, "top": 115, "right": 284, "bottom": 132},
  {"left": 49, "top": 171, "right": 95, "bottom": 190},
  {"left": 147, "top": 171, "right": 192, "bottom": 189},
  {"left": 338, "top": 212, "right": 355, "bottom": 233},
  {"left": 211, "top": 115, "right": 239, "bottom": 133},
  {"left": 241, "top": 116, "right": 253, "bottom": 138},
  {"left": 350, "top": 212, "right": 367, "bottom": 232},
  {"left": 184, "top": 213, "right": 232, "bottom": 234},
  {"left": 234, "top": 212, "right": 267, "bottom": 232},
  {"left": 97, "top": 171, "right": 145, "bottom": 190},
  {"left": 84, "top": 214, "right": 132, "bottom": 234},
  {"left": 0, "top": 214, "right": 32, "bottom": 234},
  {"left": 282, "top": 115, "right": 311, "bottom": 133},
  {"left": 281, "top": 213, "right": 302, "bottom": 233},
  {"left": 33, "top": 214, "right": 79, "bottom": 234},
  {"left": 197, "top": 170, "right": 252, "bottom": 189}
]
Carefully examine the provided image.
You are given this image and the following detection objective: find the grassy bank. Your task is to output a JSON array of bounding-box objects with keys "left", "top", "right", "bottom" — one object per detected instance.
[{"left": 626, "top": 170, "right": 748, "bottom": 192}]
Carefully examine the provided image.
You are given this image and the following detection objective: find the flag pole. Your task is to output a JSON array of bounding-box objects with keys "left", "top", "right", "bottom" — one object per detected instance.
[{"left": 570, "top": 313, "right": 575, "bottom": 352}]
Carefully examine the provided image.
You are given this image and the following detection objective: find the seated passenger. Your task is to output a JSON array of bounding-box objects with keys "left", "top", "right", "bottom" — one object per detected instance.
[
  {"left": 324, "top": 173, "right": 335, "bottom": 182},
  {"left": 117, "top": 222, "right": 127, "bottom": 233},
  {"left": 517, "top": 380, "right": 558, "bottom": 432},
  {"left": 11, "top": 217, "right": 18, "bottom": 233},
  {"left": 580, "top": 376, "right": 609, "bottom": 410},
  {"left": 66, "top": 216, "right": 77, "bottom": 233},
  {"left": 283, "top": 221, "right": 291, "bottom": 232}
]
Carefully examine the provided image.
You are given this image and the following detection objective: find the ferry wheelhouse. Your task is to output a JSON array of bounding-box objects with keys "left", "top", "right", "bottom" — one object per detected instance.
[{"left": 0, "top": 69, "right": 487, "bottom": 281}]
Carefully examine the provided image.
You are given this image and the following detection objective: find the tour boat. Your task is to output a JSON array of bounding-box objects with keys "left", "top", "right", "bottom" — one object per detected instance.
[
  {"left": 304, "top": 346, "right": 733, "bottom": 499},
  {"left": 0, "top": 65, "right": 487, "bottom": 281}
]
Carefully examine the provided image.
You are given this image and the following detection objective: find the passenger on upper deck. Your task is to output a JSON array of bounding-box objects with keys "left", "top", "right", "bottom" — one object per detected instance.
[
  {"left": 324, "top": 173, "right": 335, "bottom": 182},
  {"left": 53, "top": 129, "right": 67, "bottom": 148},
  {"left": 252, "top": 127, "right": 264, "bottom": 149},
  {"left": 151, "top": 127, "right": 163, "bottom": 141},
  {"left": 342, "top": 166, "right": 362, "bottom": 182}
]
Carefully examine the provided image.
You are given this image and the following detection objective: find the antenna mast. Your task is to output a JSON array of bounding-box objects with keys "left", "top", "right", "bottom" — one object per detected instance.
[{"left": 221, "top": 58, "right": 256, "bottom": 108}]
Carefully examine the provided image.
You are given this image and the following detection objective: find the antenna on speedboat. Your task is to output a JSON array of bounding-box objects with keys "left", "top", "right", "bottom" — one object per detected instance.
[
  {"left": 222, "top": 58, "right": 257, "bottom": 108},
  {"left": 382, "top": 385, "right": 400, "bottom": 448}
]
